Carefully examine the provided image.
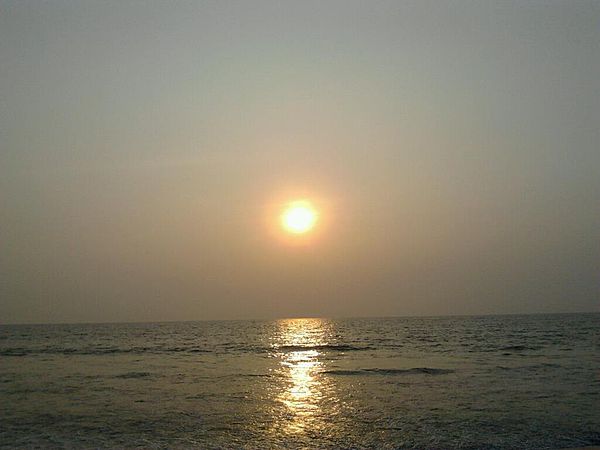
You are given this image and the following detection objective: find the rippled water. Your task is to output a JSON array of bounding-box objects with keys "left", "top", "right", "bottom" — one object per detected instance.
[{"left": 1, "top": 314, "right": 599, "bottom": 449}]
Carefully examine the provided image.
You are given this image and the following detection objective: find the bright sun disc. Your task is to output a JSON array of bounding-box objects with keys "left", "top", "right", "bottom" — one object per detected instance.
[{"left": 281, "top": 201, "right": 318, "bottom": 234}]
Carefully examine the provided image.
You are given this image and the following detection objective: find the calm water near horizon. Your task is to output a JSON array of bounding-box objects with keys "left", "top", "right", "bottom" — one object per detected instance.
[{"left": 1, "top": 313, "right": 599, "bottom": 449}]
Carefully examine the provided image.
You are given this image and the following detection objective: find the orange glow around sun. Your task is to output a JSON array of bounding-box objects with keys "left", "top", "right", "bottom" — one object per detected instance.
[
  {"left": 265, "top": 192, "right": 329, "bottom": 246},
  {"left": 281, "top": 200, "right": 318, "bottom": 234}
]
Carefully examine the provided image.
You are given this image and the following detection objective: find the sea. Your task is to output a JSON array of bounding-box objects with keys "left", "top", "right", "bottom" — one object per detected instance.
[{"left": 1, "top": 313, "right": 599, "bottom": 449}]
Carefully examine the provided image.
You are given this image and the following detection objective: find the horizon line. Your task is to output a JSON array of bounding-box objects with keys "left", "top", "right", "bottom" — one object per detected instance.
[{"left": 2, "top": 310, "right": 598, "bottom": 327}]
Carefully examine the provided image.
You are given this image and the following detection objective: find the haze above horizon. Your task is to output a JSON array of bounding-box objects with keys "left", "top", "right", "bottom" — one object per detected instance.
[{"left": 1, "top": 0, "right": 599, "bottom": 324}]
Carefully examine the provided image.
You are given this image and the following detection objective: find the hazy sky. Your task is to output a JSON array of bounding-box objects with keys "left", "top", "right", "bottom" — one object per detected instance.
[{"left": 1, "top": 0, "right": 599, "bottom": 324}]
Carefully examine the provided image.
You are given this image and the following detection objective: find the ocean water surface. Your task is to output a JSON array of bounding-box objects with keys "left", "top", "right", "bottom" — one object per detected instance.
[{"left": 1, "top": 313, "right": 599, "bottom": 449}]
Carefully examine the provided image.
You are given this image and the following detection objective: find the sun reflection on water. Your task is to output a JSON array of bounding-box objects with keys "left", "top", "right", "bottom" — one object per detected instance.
[{"left": 272, "top": 318, "right": 331, "bottom": 434}]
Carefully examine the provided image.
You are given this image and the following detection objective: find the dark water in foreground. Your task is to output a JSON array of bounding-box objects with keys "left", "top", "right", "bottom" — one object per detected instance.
[{"left": 1, "top": 314, "right": 599, "bottom": 449}]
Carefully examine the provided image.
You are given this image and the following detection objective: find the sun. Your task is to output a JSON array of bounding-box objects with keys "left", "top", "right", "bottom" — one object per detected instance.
[{"left": 281, "top": 200, "right": 318, "bottom": 234}]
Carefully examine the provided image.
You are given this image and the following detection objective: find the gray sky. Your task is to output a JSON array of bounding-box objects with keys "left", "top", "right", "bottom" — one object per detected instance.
[{"left": 1, "top": 0, "right": 599, "bottom": 324}]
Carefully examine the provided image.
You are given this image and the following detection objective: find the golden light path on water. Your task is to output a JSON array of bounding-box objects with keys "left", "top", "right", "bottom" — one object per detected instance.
[
  {"left": 281, "top": 348, "right": 321, "bottom": 433},
  {"left": 272, "top": 318, "right": 336, "bottom": 435}
]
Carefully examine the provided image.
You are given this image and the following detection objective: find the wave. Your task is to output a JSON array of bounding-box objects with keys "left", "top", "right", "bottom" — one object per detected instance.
[
  {"left": 0, "top": 346, "right": 212, "bottom": 357},
  {"left": 3, "top": 343, "right": 376, "bottom": 356},
  {"left": 239, "top": 373, "right": 274, "bottom": 378},
  {"left": 499, "top": 345, "right": 540, "bottom": 351},
  {"left": 273, "top": 344, "right": 373, "bottom": 352},
  {"left": 497, "top": 362, "right": 561, "bottom": 371},
  {"left": 114, "top": 372, "right": 153, "bottom": 379},
  {"left": 323, "top": 367, "right": 454, "bottom": 376}
]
